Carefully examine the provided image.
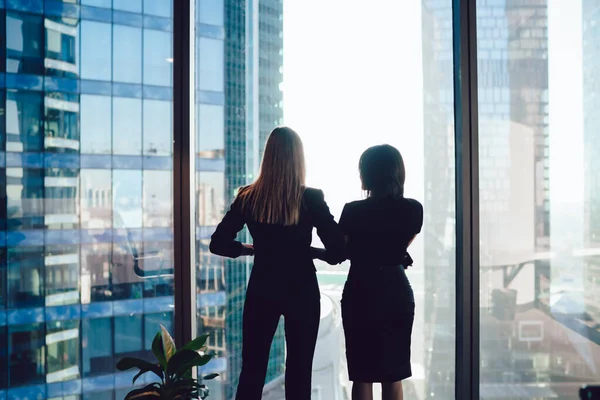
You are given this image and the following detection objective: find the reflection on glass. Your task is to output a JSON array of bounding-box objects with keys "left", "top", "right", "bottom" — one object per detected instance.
[
  {"left": 143, "top": 99, "right": 172, "bottom": 156},
  {"left": 8, "top": 323, "right": 45, "bottom": 387},
  {"left": 80, "top": 95, "right": 112, "bottom": 154},
  {"left": 114, "top": 314, "right": 143, "bottom": 354},
  {"left": 113, "top": 170, "right": 143, "bottom": 229},
  {"left": 80, "top": 21, "right": 112, "bottom": 81},
  {"left": 198, "top": 0, "right": 224, "bottom": 26},
  {"left": 143, "top": 0, "right": 172, "bottom": 18},
  {"left": 143, "top": 171, "right": 172, "bottom": 228},
  {"left": 6, "top": 12, "right": 44, "bottom": 74},
  {"left": 113, "top": 97, "right": 142, "bottom": 155},
  {"left": 81, "top": 0, "right": 112, "bottom": 8},
  {"left": 1, "top": 5, "right": 175, "bottom": 396},
  {"left": 114, "top": 0, "right": 142, "bottom": 13},
  {"left": 198, "top": 38, "right": 224, "bottom": 92},
  {"left": 46, "top": 320, "right": 79, "bottom": 382},
  {"left": 143, "top": 29, "right": 172, "bottom": 87},
  {"left": 6, "top": 90, "right": 44, "bottom": 152},
  {"left": 198, "top": 104, "right": 224, "bottom": 156},
  {"left": 82, "top": 318, "right": 113, "bottom": 377},
  {"left": 478, "top": 1, "right": 600, "bottom": 398},
  {"left": 113, "top": 25, "right": 142, "bottom": 84}
]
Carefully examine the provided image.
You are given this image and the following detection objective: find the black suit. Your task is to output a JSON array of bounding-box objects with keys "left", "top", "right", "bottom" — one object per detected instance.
[{"left": 210, "top": 187, "right": 345, "bottom": 400}]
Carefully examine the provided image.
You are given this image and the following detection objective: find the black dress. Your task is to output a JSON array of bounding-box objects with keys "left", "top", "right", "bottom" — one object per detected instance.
[
  {"left": 209, "top": 187, "right": 345, "bottom": 400},
  {"left": 339, "top": 196, "right": 423, "bottom": 383}
]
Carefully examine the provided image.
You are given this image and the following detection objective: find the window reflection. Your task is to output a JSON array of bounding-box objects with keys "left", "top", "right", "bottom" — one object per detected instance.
[
  {"left": 82, "top": 318, "right": 113, "bottom": 377},
  {"left": 46, "top": 320, "right": 80, "bottom": 383},
  {"left": 144, "top": 312, "right": 173, "bottom": 349},
  {"left": 114, "top": 314, "right": 143, "bottom": 355},
  {"left": 113, "top": 25, "right": 142, "bottom": 84},
  {"left": 197, "top": 38, "right": 224, "bottom": 92},
  {"left": 143, "top": 171, "right": 172, "bottom": 228},
  {"left": 198, "top": 104, "right": 224, "bottom": 157},
  {"left": 114, "top": 0, "right": 142, "bottom": 13},
  {"left": 8, "top": 323, "right": 45, "bottom": 387},
  {"left": 6, "top": 90, "right": 44, "bottom": 152},
  {"left": 45, "top": 92, "right": 80, "bottom": 146},
  {"left": 143, "top": 0, "right": 172, "bottom": 18},
  {"left": 6, "top": 12, "right": 44, "bottom": 74},
  {"left": 113, "top": 97, "right": 142, "bottom": 155},
  {"left": 7, "top": 247, "right": 44, "bottom": 308},
  {"left": 113, "top": 170, "right": 143, "bottom": 229},
  {"left": 45, "top": 17, "right": 77, "bottom": 79},
  {"left": 143, "top": 29, "right": 172, "bottom": 87},
  {"left": 6, "top": 167, "right": 44, "bottom": 230},
  {"left": 198, "top": 0, "right": 224, "bottom": 26},
  {"left": 80, "top": 95, "right": 111, "bottom": 154},
  {"left": 81, "top": 0, "right": 112, "bottom": 8},
  {"left": 143, "top": 99, "right": 171, "bottom": 156},
  {"left": 80, "top": 21, "right": 111, "bottom": 81}
]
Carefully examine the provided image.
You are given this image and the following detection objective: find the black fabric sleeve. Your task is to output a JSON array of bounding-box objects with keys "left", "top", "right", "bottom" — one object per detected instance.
[
  {"left": 209, "top": 198, "right": 246, "bottom": 258},
  {"left": 309, "top": 190, "right": 347, "bottom": 264}
]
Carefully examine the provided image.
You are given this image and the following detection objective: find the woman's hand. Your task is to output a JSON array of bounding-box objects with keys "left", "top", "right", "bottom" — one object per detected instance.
[{"left": 241, "top": 243, "right": 254, "bottom": 256}]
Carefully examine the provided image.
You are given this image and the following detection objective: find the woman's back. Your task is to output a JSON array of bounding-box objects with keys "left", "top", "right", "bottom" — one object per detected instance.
[
  {"left": 210, "top": 186, "right": 344, "bottom": 269},
  {"left": 341, "top": 196, "right": 423, "bottom": 268}
]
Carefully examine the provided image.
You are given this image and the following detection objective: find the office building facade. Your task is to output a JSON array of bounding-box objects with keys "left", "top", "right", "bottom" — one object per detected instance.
[{"left": 1, "top": 0, "right": 284, "bottom": 398}]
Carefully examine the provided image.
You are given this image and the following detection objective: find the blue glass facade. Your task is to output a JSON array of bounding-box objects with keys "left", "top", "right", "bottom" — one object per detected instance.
[{"left": 0, "top": 1, "right": 175, "bottom": 398}]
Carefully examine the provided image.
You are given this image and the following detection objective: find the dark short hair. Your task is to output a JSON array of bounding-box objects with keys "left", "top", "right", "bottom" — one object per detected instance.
[{"left": 359, "top": 144, "right": 405, "bottom": 199}]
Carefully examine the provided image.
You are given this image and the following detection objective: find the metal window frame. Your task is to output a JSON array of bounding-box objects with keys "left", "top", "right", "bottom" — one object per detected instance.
[
  {"left": 173, "top": 0, "right": 196, "bottom": 348},
  {"left": 453, "top": 0, "right": 480, "bottom": 399},
  {"left": 172, "top": 0, "right": 483, "bottom": 396}
]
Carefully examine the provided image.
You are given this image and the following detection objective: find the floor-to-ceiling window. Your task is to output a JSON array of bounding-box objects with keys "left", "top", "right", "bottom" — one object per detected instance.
[
  {"left": 478, "top": 0, "right": 600, "bottom": 398},
  {"left": 1, "top": 1, "right": 174, "bottom": 398}
]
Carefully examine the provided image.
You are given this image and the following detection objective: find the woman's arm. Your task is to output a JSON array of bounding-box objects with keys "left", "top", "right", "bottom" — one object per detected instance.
[
  {"left": 209, "top": 199, "right": 253, "bottom": 258},
  {"left": 309, "top": 190, "right": 347, "bottom": 264}
]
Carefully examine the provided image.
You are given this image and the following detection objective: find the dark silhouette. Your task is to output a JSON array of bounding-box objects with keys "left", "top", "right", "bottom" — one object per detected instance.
[
  {"left": 315, "top": 144, "right": 423, "bottom": 400},
  {"left": 210, "top": 127, "right": 345, "bottom": 400}
]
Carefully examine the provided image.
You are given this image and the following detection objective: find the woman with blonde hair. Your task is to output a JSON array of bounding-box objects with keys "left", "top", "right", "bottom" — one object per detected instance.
[{"left": 210, "top": 126, "right": 345, "bottom": 400}]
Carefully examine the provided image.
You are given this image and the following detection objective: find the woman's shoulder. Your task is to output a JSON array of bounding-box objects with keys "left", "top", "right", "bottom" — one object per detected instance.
[{"left": 302, "top": 186, "right": 325, "bottom": 202}]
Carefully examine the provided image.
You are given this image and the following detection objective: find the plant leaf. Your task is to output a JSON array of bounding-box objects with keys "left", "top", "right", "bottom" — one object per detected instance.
[
  {"left": 181, "top": 334, "right": 209, "bottom": 352},
  {"left": 167, "top": 349, "right": 201, "bottom": 377},
  {"left": 203, "top": 373, "right": 219, "bottom": 380},
  {"left": 117, "top": 357, "right": 163, "bottom": 381},
  {"left": 124, "top": 383, "right": 162, "bottom": 400},
  {"left": 152, "top": 332, "right": 167, "bottom": 371},
  {"left": 160, "top": 325, "right": 176, "bottom": 363},
  {"left": 176, "top": 354, "right": 213, "bottom": 378}
]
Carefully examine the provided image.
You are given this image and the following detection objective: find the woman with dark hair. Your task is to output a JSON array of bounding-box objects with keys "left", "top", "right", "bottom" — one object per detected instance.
[
  {"left": 209, "top": 126, "right": 345, "bottom": 400},
  {"left": 314, "top": 144, "right": 423, "bottom": 400}
]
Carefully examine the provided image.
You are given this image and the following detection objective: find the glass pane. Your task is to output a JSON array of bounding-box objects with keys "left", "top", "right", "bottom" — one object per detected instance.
[
  {"left": 113, "top": 25, "right": 142, "bottom": 84},
  {"left": 195, "top": 1, "right": 456, "bottom": 399},
  {"left": 113, "top": 97, "right": 142, "bottom": 155},
  {"left": 478, "top": 1, "right": 600, "bottom": 398},
  {"left": 80, "top": 95, "right": 111, "bottom": 154},
  {"left": 80, "top": 21, "right": 111, "bottom": 81},
  {"left": 0, "top": 6, "right": 174, "bottom": 397},
  {"left": 143, "top": 29, "right": 172, "bottom": 87},
  {"left": 197, "top": 38, "right": 224, "bottom": 92}
]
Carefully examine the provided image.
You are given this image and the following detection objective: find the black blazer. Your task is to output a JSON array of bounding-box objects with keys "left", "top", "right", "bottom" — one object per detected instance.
[{"left": 209, "top": 187, "right": 346, "bottom": 270}]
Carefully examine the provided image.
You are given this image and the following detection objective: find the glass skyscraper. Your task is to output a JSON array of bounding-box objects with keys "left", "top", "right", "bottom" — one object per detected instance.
[{"left": 1, "top": 0, "right": 284, "bottom": 398}]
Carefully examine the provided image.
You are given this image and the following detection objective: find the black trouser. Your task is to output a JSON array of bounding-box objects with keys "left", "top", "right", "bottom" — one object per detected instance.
[{"left": 235, "top": 267, "right": 320, "bottom": 400}]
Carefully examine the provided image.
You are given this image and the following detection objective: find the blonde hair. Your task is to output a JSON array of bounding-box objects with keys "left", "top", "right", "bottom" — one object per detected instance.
[{"left": 238, "top": 126, "right": 306, "bottom": 225}]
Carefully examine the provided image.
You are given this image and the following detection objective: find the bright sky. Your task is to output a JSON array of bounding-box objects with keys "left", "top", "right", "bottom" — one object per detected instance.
[{"left": 282, "top": 0, "right": 426, "bottom": 220}]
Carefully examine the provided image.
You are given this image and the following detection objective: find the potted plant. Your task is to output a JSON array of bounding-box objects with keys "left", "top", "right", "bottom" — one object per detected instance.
[{"left": 117, "top": 325, "right": 218, "bottom": 399}]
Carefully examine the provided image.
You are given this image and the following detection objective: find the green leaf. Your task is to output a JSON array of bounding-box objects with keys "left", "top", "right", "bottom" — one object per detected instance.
[
  {"left": 160, "top": 325, "right": 176, "bottom": 363},
  {"left": 167, "top": 349, "right": 201, "bottom": 377},
  {"left": 152, "top": 332, "right": 167, "bottom": 371},
  {"left": 175, "top": 354, "right": 212, "bottom": 379},
  {"left": 203, "top": 373, "right": 219, "bottom": 380},
  {"left": 181, "top": 334, "right": 209, "bottom": 352},
  {"left": 116, "top": 357, "right": 163, "bottom": 382}
]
